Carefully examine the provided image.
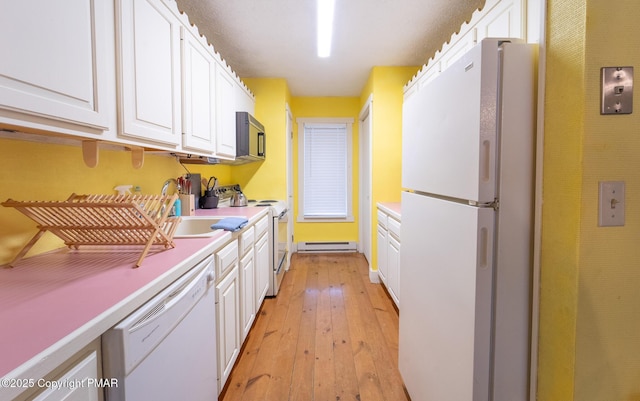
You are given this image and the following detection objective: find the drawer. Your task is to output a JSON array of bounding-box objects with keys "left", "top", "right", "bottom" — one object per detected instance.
[
  {"left": 254, "top": 215, "right": 269, "bottom": 240},
  {"left": 377, "top": 209, "right": 388, "bottom": 229},
  {"left": 388, "top": 216, "right": 401, "bottom": 240},
  {"left": 216, "top": 239, "right": 238, "bottom": 279},
  {"left": 240, "top": 226, "right": 255, "bottom": 255}
]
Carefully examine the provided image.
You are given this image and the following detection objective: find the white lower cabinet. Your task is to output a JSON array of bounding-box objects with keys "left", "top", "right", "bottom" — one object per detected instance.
[
  {"left": 13, "top": 339, "right": 103, "bottom": 401},
  {"left": 377, "top": 205, "right": 401, "bottom": 309},
  {"left": 215, "top": 215, "right": 271, "bottom": 394},
  {"left": 32, "top": 350, "right": 101, "bottom": 401},
  {"left": 240, "top": 249, "right": 256, "bottom": 342},
  {"left": 387, "top": 233, "right": 401, "bottom": 307},
  {"left": 215, "top": 240, "right": 240, "bottom": 394},
  {"left": 239, "top": 226, "right": 256, "bottom": 342},
  {"left": 377, "top": 225, "right": 388, "bottom": 285},
  {"left": 255, "top": 232, "right": 270, "bottom": 310}
]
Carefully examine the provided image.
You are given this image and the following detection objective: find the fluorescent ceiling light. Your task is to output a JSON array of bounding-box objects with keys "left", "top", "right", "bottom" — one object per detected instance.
[{"left": 317, "top": 0, "right": 335, "bottom": 58}]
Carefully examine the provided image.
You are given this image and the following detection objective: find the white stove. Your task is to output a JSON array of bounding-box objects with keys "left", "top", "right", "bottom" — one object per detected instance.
[
  {"left": 248, "top": 200, "right": 289, "bottom": 296},
  {"left": 248, "top": 199, "right": 286, "bottom": 215}
]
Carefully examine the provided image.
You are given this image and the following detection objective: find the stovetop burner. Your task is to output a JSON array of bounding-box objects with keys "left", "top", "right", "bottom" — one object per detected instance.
[{"left": 253, "top": 200, "right": 287, "bottom": 216}]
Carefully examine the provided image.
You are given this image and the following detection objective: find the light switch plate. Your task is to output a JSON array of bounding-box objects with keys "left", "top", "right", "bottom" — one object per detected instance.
[
  {"left": 599, "top": 181, "right": 625, "bottom": 226},
  {"left": 601, "top": 67, "right": 633, "bottom": 114}
]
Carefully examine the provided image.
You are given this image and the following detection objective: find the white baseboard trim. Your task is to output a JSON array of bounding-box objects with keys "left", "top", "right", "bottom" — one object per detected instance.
[
  {"left": 296, "top": 241, "right": 357, "bottom": 253},
  {"left": 369, "top": 267, "right": 380, "bottom": 283}
]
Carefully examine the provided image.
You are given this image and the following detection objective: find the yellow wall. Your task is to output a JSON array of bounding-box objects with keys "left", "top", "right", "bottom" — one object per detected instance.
[
  {"left": 0, "top": 137, "right": 230, "bottom": 265},
  {"left": 234, "top": 78, "right": 291, "bottom": 200},
  {"left": 539, "top": 0, "right": 640, "bottom": 399},
  {"left": 576, "top": 0, "right": 640, "bottom": 399},
  {"left": 289, "top": 96, "right": 361, "bottom": 243},
  {"left": 360, "top": 66, "right": 418, "bottom": 270},
  {"left": 537, "top": 1, "right": 585, "bottom": 398}
]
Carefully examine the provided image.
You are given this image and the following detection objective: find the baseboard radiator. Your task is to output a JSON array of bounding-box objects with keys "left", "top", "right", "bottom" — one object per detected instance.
[{"left": 297, "top": 241, "right": 357, "bottom": 253}]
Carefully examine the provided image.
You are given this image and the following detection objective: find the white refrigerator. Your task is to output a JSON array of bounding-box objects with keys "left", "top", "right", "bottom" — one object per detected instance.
[{"left": 399, "top": 38, "right": 535, "bottom": 401}]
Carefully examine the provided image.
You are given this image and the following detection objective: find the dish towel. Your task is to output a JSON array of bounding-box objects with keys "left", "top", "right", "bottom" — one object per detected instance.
[{"left": 211, "top": 217, "right": 249, "bottom": 232}]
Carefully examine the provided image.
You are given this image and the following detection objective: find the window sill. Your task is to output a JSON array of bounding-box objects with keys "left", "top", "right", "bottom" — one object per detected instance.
[{"left": 297, "top": 215, "right": 355, "bottom": 223}]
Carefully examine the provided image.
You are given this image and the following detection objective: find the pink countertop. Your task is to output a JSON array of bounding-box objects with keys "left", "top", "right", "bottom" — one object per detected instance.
[
  {"left": 0, "top": 234, "right": 227, "bottom": 380},
  {"left": 378, "top": 202, "right": 402, "bottom": 220},
  {"left": 194, "top": 205, "right": 269, "bottom": 219},
  {"left": 0, "top": 206, "right": 269, "bottom": 388}
]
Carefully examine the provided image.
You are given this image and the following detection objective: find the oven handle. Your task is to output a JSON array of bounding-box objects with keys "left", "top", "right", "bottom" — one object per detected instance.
[{"left": 275, "top": 251, "right": 288, "bottom": 274}]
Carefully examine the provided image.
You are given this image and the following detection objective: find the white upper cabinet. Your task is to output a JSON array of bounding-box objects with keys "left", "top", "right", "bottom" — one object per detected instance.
[
  {"left": 116, "top": 0, "right": 182, "bottom": 146},
  {"left": 215, "top": 63, "right": 237, "bottom": 158},
  {"left": 475, "top": 0, "right": 524, "bottom": 41},
  {"left": 405, "top": 0, "right": 528, "bottom": 95},
  {"left": 235, "top": 84, "right": 255, "bottom": 115},
  {"left": 181, "top": 27, "right": 216, "bottom": 153},
  {"left": 0, "top": 0, "right": 111, "bottom": 131},
  {"left": 1, "top": 0, "right": 254, "bottom": 156}
]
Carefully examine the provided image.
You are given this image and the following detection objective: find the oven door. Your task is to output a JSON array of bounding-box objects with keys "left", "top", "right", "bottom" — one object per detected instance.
[
  {"left": 277, "top": 209, "right": 289, "bottom": 272},
  {"left": 270, "top": 208, "right": 289, "bottom": 296}
]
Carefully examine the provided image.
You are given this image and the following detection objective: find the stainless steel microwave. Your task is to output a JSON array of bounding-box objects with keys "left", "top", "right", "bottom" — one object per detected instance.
[{"left": 234, "top": 112, "right": 265, "bottom": 164}]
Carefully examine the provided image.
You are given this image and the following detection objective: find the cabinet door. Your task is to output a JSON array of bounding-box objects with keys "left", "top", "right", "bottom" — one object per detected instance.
[
  {"left": 0, "top": 0, "right": 110, "bottom": 130},
  {"left": 117, "top": 0, "right": 181, "bottom": 145},
  {"left": 181, "top": 27, "right": 216, "bottom": 153},
  {"left": 255, "top": 233, "right": 270, "bottom": 309},
  {"left": 216, "top": 238, "right": 238, "bottom": 280},
  {"left": 377, "top": 225, "right": 388, "bottom": 284},
  {"left": 388, "top": 235, "right": 400, "bottom": 308},
  {"left": 475, "top": 0, "right": 524, "bottom": 41},
  {"left": 215, "top": 64, "right": 237, "bottom": 158},
  {"left": 32, "top": 349, "right": 101, "bottom": 401},
  {"left": 240, "top": 250, "right": 255, "bottom": 342},
  {"left": 216, "top": 265, "right": 240, "bottom": 392},
  {"left": 235, "top": 84, "right": 255, "bottom": 114}
]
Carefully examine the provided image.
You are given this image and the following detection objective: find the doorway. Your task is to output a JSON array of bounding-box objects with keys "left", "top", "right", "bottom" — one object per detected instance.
[
  {"left": 359, "top": 95, "right": 373, "bottom": 265},
  {"left": 286, "top": 104, "right": 294, "bottom": 261}
]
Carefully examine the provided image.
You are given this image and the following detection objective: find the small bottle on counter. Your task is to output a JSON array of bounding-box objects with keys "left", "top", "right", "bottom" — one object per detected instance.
[{"left": 173, "top": 197, "right": 182, "bottom": 217}]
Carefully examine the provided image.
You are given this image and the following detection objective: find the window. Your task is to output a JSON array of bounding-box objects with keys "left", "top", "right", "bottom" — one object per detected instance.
[{"left": 297, "top": 118, "right": 354, "bottom": 222}]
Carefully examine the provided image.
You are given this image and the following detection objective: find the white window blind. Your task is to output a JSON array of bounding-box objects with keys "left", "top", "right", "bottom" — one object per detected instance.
[{"left": 300, "top": 122, "right": 351, "bottom": 219}]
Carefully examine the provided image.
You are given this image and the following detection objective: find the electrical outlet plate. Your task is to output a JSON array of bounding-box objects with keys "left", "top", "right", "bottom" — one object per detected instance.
[
  {"left": 601, "top": 67, "right": 633, "bottom": 114},
  {"left": 599, "top": 181, "right": 625, "bottom": 227}
]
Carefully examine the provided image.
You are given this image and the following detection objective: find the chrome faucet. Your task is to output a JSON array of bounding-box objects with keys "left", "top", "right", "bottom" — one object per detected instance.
[
  {"left": 160, "top": 178, "right": 180, "bottom": 216},
  {"left": 161, "top": 178, "right": 178, "bottom": 196}
]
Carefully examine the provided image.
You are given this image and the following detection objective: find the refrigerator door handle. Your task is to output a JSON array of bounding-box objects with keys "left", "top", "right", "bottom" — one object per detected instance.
[
  {"left": 482, "top": 139, "right": 492, "bottom": 183},
  {"left": 479, "top": 227, "right": 489, "bottom": 269}
]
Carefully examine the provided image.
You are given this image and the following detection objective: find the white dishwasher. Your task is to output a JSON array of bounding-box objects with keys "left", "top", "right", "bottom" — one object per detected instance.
[{"left": 102, "top": 255, "right": 217, "bottom": 401}]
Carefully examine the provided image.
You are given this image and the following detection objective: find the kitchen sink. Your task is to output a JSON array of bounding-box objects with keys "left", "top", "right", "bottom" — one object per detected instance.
[{"left": 172, "top": 217, "right": 228, "bottom": 238}]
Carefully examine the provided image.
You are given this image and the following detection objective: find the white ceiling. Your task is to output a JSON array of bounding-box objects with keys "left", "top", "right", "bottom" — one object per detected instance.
[{"left": 175, "top": 0, "right": 486, "bottom": 97}]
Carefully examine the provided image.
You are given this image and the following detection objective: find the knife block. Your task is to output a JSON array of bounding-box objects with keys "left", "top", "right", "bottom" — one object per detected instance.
[
  {"left": 188, "top": 173, "right": 201, "bottom": 209},
  {"left": 180, "top": 194, "right": 195, "bottom": 216}
]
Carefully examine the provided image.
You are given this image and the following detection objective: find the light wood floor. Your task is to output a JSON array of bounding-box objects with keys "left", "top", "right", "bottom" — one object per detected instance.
[{"left": 220, "top": 252, "right": 410, "bottom": 401}]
